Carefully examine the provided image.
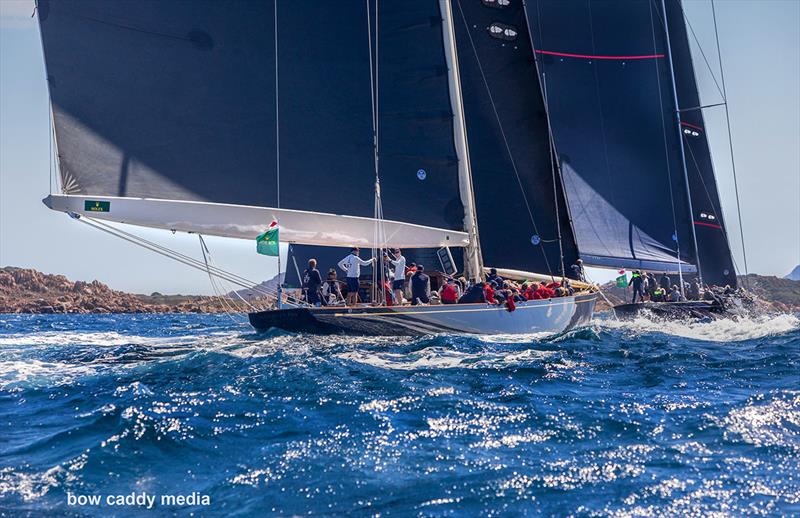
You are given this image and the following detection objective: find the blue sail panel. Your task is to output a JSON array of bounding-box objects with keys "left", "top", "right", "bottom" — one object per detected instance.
[
  {"left": 452, "top": 0, "right": 580, "bottom": 278},
  {"left": 38, "top": 0, "right": 463, "bottom": 231},
  {"left": 525, "top": 0, "right": 697, "bottom": 271}
]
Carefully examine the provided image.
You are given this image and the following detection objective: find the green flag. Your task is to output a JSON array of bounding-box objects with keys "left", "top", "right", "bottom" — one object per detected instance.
[
  {"left": 615, "top": 273, "right": 628, "bottom": 288},
  {"left": 256, "top": 221, "right": 279, "bottom": 256}
]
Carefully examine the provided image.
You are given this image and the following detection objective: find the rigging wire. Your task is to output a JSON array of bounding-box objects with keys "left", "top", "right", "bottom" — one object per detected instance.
[
  {"left": 48, "top": 102, "right": 53, "bottom": 195},
  {"left": 88, "top": 218, "right": 270, "bottom": 295},
  {"left": 531, "top": 0, "right": 581, "bottom": 278},
  {"left": 677, "top": 2, "right": 726, "bottom": 102},
  {"left": 455, "top": 0, "right": 554, "bottom": 279},
  {"left": 274, "top": 0, "right": 280, "bottom": 208},
  {"left": 540, "top": 71, "right": 565, "bottom": 278},
  {"left": 648, "top": 0, "right": 689, "bottom": 287},
  {"left": 76, "top": 216, "right": 294, "bottom": 306},
  {"left": 711, "top": 0, "right": 750, "bottom": 286},
  {"left": 682, "top": 133, "right": 743, "bottom": 277},
  {"left": 199, "top": 235, "right": 257, "bottom": 312},
  {"left": 366, "top": 0, "right": 387, "bottom": 303},
  {"left": 198, "top": 235, "right": 245, "bottom": 322}
]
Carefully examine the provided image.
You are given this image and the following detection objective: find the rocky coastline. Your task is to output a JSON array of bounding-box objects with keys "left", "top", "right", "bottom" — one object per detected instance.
[{"left": 0, "top": 267, "right": 243, "bottom": 314}]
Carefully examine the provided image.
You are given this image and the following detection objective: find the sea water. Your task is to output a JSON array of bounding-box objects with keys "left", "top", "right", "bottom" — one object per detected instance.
[{"left": 0, "top": 313, "right": 798, "bottom": 516}]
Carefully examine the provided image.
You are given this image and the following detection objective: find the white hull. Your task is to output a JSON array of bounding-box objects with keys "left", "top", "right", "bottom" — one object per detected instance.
[{"left": 249, "top": 293, "right": 596, "bottom": 336}]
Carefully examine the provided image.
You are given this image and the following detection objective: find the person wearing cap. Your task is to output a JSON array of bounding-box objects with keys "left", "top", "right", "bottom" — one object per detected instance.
[
  {"left": 486, "top": 267, "right": 503, "bottom": 289},
  {"left": 338, "top": 247, "right": 375, "bottom": 306},
  {"left": 571, "top": 259, "right": 586, "bottom": 282},
  {"left": 384, "top": 248, "right": 407, "bottom": 305}
]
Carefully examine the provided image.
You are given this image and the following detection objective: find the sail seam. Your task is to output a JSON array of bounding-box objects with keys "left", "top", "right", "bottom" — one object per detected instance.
[{"left": 534, "top": 49, "right": 664, "bottom": 60}]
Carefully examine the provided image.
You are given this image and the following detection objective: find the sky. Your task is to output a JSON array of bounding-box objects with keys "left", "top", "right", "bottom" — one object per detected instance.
[{"left": 1, "top": 0, "right": 798, "bottom": 295}]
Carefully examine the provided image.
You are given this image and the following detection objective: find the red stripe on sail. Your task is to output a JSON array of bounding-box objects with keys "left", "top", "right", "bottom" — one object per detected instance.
[
  {"left": 535, "top": 49, "right": 664, "bottom": 60},
  {"left": 694, "top": 220, "right": 722, "bottom": 229},
  {"left": 681, "top": 121, "right": 704, "bottom": 131}
]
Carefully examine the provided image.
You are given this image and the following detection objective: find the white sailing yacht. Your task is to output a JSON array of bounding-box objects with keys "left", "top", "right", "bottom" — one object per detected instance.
[{"left": 37, "top": 0, "right": 597, "bottom": 336}]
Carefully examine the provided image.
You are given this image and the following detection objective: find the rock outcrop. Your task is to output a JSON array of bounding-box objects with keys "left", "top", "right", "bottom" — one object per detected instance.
[{"left": 0, "top": 267, "right": 248, "bottom": 314}]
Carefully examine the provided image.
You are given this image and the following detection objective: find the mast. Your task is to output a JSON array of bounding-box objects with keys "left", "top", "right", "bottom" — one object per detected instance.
[
  {"left": 439, "top": 0, "right": 483, "bottom": 281},
  {"left": 661, "top": 0, "right": 703, "bottom": 287}
]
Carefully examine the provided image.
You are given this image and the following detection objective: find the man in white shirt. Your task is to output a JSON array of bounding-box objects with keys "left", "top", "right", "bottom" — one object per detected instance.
[
  {"left": 385, "top": 248, "right": 407, "bottom": 305},
  {"left": 338, "top": 247, "right": 374, "bottom": 306}
]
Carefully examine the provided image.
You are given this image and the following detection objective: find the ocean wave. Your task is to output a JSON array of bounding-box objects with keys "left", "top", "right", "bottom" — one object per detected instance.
[
  {"left": 596, "top": 312, "right": 800, "bottom": 342},
  {"left": 1, "top": 313, "right": 797, "bottom": 515},
  {"left": 335, "top": 345, "right": 569, "bottom": 371}
]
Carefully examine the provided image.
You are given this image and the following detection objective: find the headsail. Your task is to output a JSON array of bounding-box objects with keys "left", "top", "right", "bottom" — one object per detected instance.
[
  {"left": 525, "top": 0, "right": 698, "bottom": 273},
  {"left": 664, "top": 0, "right": 737, "bottom": 286},
  {"left": 38, "top": 1, "right": 465, "bottom": 240},
  {"left": 452, "top": 0, "right": 580, "bottom": 278}
]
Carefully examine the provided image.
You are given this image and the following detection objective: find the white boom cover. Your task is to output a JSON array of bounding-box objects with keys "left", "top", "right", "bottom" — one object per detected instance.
[{"left": 44, "top": 195, "right": 469, "bottom": 249}]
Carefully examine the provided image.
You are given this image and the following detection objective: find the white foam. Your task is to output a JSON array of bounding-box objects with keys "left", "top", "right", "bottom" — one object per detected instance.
[
  {"left": 597, "top": 313, "right": 799, "bottom": 343},
  {"left": 0, "top": 360, "right": 98, "bottom": 389},
  {"left": 336, "top": 346, "right": 558, "bottom": 371},
  {"left": 0, "top": 331, "right": 196, "bottom": 348}
]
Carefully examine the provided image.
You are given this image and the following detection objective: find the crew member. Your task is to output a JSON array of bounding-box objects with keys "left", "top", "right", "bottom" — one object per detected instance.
[
  {"left": 439, "top": 277, "right": 459, "bottom": 304},
  {"left": 486, "top": 268, "right": 503, "bottom": 289},
  {"left": 483, "top": 281, "right": 498, "bottom": 304},
  {"left": 385, "top": 248, "right": 407, "bottom": 305},
  {"left": 668, "top": 284, "right": 684, "bottom": 302},
  {"left": 302, "top": 259, "right": 323, "bottom": 307},
  {"left": 337, "top": 247, "right": 375, "bottom": 306},
  {"left": 410, "top": 264, "right": 431, "bottom": 305},
  {"left": 647, "top": 273, "right": 659, "bottom": 300},
  {"left": 458, "top": 282, "right": 486, "bottom": 304},
  {"left": 631, "top": 270, "right": 645, "bottom": 304},
  {"left": 571, "top": 259, "right": 586, "bottom": 282},
  {"left": 659, "top": 272, "right": 672, "bottom": 291},
  {"left": 533, "top": 282, "right": 554, "bottom": 300},
  {"left": 321, "top": 269, "right": 343, "bottom": 306}
]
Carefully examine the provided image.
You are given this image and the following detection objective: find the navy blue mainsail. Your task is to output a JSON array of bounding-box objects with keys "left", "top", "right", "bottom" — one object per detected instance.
[
  {"left": 38, "top": 0, "right": 463, "bottom": 231},
  {"left": 525, "top": 0, "right": 697, "bottom": 273}
]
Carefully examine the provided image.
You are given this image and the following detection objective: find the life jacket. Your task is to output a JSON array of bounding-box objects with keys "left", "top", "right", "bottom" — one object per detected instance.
[
  {"left": 441, "top": 283, "right": 458, "bottom": 303},
  {"left": 534, "top": 286, "right": 553, "bottom": 300},
  {"left": 505, "top": 294, "right": 516, "bottom": 312},
  {"left": 384, "top": 281, "right": 394, "bottom": 306},
  {"left": 483, "top": 284, "right": 497, "bottom": 304}
]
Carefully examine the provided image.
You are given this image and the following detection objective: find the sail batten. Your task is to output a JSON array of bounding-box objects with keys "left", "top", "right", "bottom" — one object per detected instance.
[{"left": 43, "top": 195, "right": 468, "bottom": 249}]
